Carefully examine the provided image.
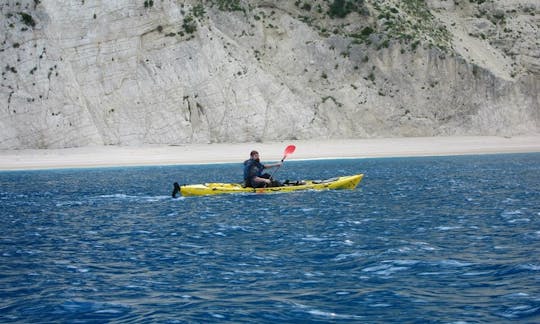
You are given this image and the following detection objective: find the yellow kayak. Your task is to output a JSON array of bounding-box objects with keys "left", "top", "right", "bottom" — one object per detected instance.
[{"left": 173, "top": 174, "right": 363, "bottom": 197}]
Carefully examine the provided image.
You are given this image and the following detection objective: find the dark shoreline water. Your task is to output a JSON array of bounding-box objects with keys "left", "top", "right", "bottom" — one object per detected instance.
[{"left": 1, "top": 153, "right": 539, "bottom": 322}]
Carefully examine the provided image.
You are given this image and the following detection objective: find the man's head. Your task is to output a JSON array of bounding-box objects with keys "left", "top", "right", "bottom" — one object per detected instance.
[{"left": 250, "top": 150, "right": 260, "bottom": 162}]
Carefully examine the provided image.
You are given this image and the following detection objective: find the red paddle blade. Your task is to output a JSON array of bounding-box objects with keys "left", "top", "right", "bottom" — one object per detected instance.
[
  {"left": 284, "top": 145, "right": 296, "bottom": 155},
  {"left": 281, "top": 145, "right": 296, "bottom": 162}
]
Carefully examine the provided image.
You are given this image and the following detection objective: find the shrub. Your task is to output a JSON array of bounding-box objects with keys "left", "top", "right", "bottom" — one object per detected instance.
[
  {"left": 212, "top": 0, "right": 243, "bottom": 12},
  {"left": 361, "top": 26, "right": 374, "bottom": 37},
  {"left": 19, "top": 12, "right": 36, "bottom": 27},
  {"left": 328, "top": 0, "right": 365, "bottom": 18},
  {"left": 302, "top": 3, "right": 312, "bottom": 11},
  {"left": 349, "top": 26, "right": 375, "bottom": 44},
  {"left": 193, "top": 4, "right": 205, "bottom": 17},
  {"left": 183, "top": 15, "right": 197, "bottom": 34}
]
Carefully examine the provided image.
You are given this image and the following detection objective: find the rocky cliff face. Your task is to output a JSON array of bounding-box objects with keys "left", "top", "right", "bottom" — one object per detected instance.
[{"left": 1, "top": 0, "right": 538, "bottom": 149}]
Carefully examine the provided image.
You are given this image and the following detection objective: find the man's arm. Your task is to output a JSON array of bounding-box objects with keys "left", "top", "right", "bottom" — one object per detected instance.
[{"left": 263, "top": 162, "right": 282, "bottom": 169}]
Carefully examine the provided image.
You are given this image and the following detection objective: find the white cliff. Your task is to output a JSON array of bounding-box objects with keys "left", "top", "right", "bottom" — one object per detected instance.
[{"left": 1, "top": 0, "right": 538, "bottom": 149}]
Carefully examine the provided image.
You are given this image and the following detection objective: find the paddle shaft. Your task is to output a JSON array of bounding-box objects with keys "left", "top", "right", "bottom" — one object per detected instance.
[
  {"left": 269, "top": 156, "right": 286, "bottom": 180},
  {"left": 265, "top": 145, "right": 295, "bottom": 186}
]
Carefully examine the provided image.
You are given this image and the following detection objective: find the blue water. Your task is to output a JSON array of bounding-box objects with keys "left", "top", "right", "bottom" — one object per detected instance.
[{"left": 1, "top": 154, "right": 539, "bottom": 323}]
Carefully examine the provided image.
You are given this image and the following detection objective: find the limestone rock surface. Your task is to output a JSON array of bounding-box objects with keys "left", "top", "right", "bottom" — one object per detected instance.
[{"left": 1, "top": 0, "right": 538, "bottom": 149}]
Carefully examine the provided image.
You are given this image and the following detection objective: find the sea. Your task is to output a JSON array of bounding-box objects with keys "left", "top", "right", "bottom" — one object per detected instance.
[{"left": 1, "top": 153, "right": 539, "bottom": 323}]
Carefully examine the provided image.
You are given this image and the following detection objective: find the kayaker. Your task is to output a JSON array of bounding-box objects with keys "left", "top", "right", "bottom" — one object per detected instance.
[{"left": 243, "top": 150, "right": 282, "bottom": 187}]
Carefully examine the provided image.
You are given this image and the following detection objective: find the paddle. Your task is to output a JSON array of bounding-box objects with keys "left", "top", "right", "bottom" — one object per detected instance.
[{"left": 269, "top": 144, "right": 296, "bottom": 181}]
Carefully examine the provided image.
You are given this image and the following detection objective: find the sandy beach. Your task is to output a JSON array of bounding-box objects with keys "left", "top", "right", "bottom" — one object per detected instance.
[{"left": 1, "top": 135, "right": 539, "bottom": 171}]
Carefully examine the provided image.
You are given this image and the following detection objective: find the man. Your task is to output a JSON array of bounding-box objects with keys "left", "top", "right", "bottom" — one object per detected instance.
[{"left": 243, "top": 150, "right": 282, "bottom": 188}]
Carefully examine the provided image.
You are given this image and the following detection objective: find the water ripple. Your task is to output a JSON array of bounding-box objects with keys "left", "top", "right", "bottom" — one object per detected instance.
[{"left": 1, "top": 154, "right": 539, "bottom": 322}]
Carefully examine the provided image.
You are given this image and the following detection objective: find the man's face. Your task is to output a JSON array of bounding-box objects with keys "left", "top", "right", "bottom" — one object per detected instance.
[{"left": 252, "top": 152, "right": 260, "bottom": 162}]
